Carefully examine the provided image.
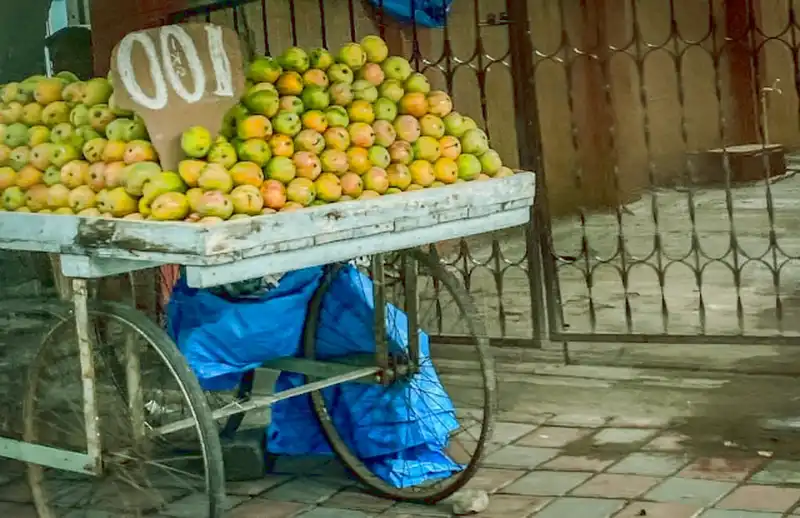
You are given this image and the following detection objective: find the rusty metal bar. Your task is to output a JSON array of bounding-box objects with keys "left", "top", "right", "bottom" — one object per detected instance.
[{"left": 506, "top": 0, "right": 551, "bottom": 348}]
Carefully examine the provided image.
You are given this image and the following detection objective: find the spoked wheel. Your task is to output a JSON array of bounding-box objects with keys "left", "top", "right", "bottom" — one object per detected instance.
[
  {"left": 23, "top": 301, "right": 226, "bottom": 518},
  {"left": 304, "top": 248, "right": 496, "bottom": 503}
]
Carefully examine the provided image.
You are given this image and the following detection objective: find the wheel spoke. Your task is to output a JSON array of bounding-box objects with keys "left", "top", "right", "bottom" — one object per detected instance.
[{"left": 20, "top": 300, "right": 226, "bottom": 517}]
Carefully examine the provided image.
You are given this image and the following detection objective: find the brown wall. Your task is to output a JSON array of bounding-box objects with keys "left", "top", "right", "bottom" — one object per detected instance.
[{"left": 93, "top": 0, "right": 800, "bottom": 216}]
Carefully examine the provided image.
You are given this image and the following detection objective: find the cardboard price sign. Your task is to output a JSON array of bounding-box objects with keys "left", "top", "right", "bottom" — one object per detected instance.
[{"left": 110, "top": 23, "right": 245, "bottom": 170}]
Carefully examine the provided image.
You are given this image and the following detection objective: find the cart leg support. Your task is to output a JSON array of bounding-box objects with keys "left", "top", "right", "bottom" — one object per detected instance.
[
  {"left": 372, "top": 254, "right": 388, "bottom": 377},
  {"left": 73, "top": 278, "right": 103, "bottom": 474}
]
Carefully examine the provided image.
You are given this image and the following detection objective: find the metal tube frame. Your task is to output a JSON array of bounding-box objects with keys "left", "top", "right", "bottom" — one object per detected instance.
[{"left": 0, "top": 254, "right": 418, "bottom": 469}]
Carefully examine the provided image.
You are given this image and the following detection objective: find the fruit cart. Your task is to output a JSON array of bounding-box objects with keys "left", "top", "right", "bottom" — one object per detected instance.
[{"left": 0, "top": 171, "right": 535, "bottom": 517}]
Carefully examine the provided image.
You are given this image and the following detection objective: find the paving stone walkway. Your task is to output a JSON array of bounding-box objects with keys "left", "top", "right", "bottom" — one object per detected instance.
[{"left": 5, "top": 413, "right": 800, "bottom": 517}]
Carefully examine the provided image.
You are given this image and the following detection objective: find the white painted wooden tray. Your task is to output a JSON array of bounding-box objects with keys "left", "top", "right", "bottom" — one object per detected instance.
[{"left": 0, "top": 172, "right": 535, "bottom": 288}]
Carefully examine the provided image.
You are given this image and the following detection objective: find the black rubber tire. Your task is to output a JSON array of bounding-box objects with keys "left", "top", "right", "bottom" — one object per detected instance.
[
  {"left": 22, "top": 300, "right": 227, "bottom": 518},
  {"left": 303, "top": 249, "right": 496, "bottom": 503}
]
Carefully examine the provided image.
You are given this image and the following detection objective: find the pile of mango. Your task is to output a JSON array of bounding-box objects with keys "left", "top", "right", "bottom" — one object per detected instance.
[
  {"left": 0, "top": 35, "right": 514, "bottom": 223},
  {"left": 0, "top": 71, "right": 165, "bottom": 218}
]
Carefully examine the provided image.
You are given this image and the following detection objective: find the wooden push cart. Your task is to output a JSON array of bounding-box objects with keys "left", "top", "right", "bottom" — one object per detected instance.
[{"left": 0, "top": 172, "right": 535, "bottom": 517}]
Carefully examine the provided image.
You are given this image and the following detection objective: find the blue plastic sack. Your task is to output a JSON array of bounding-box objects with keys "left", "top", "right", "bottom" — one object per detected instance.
[
  {"left": 370, "top": 0, "right": 452, "bottom": 28},
  {"left": 167, "top": 263, "right": 463, "bottom": 488},
  {"left": 267, "top": 265, "right": 463, "bottom": 488},
  {"left": 166, "top": 266, "right": 324, "bottom": 391}
]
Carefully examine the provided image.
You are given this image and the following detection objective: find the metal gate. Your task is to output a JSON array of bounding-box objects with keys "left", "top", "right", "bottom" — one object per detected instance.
[
  {"left": 105, "top": 0, "right": 800, "bottom": 348},
  {"left": 526, "top": 0, "right": 800, "bottom": 348}
]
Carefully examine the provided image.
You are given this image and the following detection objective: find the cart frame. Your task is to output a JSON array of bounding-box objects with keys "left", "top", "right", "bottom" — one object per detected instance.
[{"left": 0, "top": 171, "right": 535, "bottom": 515}]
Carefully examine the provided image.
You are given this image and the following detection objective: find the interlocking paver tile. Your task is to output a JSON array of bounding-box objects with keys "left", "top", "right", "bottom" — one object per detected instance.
[
  {"left": 473, "top": 494, "right": 550, "bottom": 517},
  {"left": 680, "top": 457, "right": 764, "bottom": 482},
  {"left": 592, "top": 428, "right": 658, "bottom": 446},
  {"left": 716, "top": 485, "right": 800, "bottom": 512},
  {"left": 614, "top": 502, "right": 703, "bottom": 518},
  {"left": 571, "top": 473, "right": 660, "bottom": 498},
  {"left": 161, "top": 494, "right": 246, "bottom": 517},
  {"left": 270, "top": 456, "right": 336, "bottom": 476},
  {"left": 63, "top": 511, "right": 127, "bottom": 518},
  {"left": 229, "top": 500, "right": 311, "bottom": 518},
  {"left": 462, "top": 467, "right": 527, "bottom": 493},
  {"left": 497, "top": 411, "right": 553, "bottom": 425},
  {"left": 643, "top": 432, "right": 691, "bottom": 451},
  {"left": 644, "top": 477, "right": 736, "bottom": 505},
  {"left": 263, "top": 477, "right": 351, "bottom": 504},
  {"left": 501, "top": 470, "right": 593, "bottom": 496},
  {"left": 533, "top": 497, "right": 625, "bottom": 517},
  {"left": 516, "top": 426, "right": 592, "bottom": 448},
  {"left": 697, "top": 510, "right": 782, "bottom": 518},
  {"left": 608, "top": 416, "right": 672, "bottom": 428},
  {"left": 547, "top": 414, "right": 608, "bottom": 428},
  {"left": 227, "top": 475, "right": 293, "bottom": 496},
  {"left": 484, "top": 445, "right": 559, "bottom": 469},
  {"left": 383, "top": 502, "right": 452, "bottom": 516},
  {"left": 542, "top": 454, "right": 619, "bottom": 472},
  {"left": 482, "top": 422, "right": 538, "bottom": 444},
  {"left": 608, "top": 452, "right": 690, "bottom": 476},
  {"left": 323, "top": 490, "right": 394, "bottom": 513},
  {"left": 750, "top": 460, "right": 800, "bottom": 485},
  {"left": 449, "top": 439, "right": 499, "bottom": 464},
  {"left": 296, "top": 508, "right": 372, "bottom": 518}
]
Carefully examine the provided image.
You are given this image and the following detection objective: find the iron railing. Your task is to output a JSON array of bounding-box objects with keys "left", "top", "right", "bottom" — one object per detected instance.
[{"left": 157, "top": 0, "right": 800, "bottom": 348}]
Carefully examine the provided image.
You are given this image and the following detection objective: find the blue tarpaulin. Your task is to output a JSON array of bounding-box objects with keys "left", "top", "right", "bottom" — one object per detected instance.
[
  {"left": 370, "top": 0, "right": 453, "bottom": 28},
  {"left": 167, "top": 264, "right": 463, "bottom": 488},
  {"left": 166, "top": 266, "right": 324, "bottom": 392}
]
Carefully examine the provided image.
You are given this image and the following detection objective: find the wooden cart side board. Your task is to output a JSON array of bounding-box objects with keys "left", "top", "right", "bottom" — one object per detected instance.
[
  {"left": 199, "top": 173, "right": 535, "bottom": 256},
  {"left": 186, "top": 207, "right": 531, "bottom": 287},
  {"left": 0, "top": 214, "right": 208, "bottom": 255},
  {"left": 210, "top": 196, "right": 534, "bottom": 264},
  {"left": 0, "top": 173, "right": 536, "bottom": 278},
  {"left": 56, "top": 195, "right": 532, "bottom": 280}
]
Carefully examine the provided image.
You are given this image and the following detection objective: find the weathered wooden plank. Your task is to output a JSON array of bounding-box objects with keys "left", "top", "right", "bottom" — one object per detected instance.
[
  {"left": 200, "top": 172, "right": 535, "bottom": 256},
  {"left": 59, "top": 255, "right": 163, "bottom": 279},
  {"left": 0, "top": 174, "right": 536, "bottom": 273},
  {"left": 0, "top": 213, "right": 77, "bottom": 253},
  {"left": 183, "top": 207, "right": 530, "bottom": 287},
  {"left": 222, "top": 203, "right": 508, "bottom": 259},
  {"left": 71, "top": 217, "right": 206, "bottom": 255},
  {"left": 0, "top": 213, "right": 206, "bottom": 255}
]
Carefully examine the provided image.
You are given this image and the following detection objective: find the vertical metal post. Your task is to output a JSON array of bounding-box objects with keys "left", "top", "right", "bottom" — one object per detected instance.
[
  {"left": 403, "top": 252, "right": 419, "bottom": 369},
  {"left": 505, "top": 0, "right": 557, "bottom": 348},
  {"left": 72, "top": 278, "right": 102, "bottom": 474},
  {"left": 126, "top": 273, "right": 146, "bottom": 448},
  {"left": 372, "top": 254, "right": 389, "bottom": 379},
  {"left": 125, "top": 330, "right": 146, "bottom": 448}
]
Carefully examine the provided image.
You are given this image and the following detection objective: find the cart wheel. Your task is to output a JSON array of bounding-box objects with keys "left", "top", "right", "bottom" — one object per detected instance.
[
  {"left": 23, "top": 301, "right": 226, "bottom": 518},
  {"left": 304, "top": 248, "right": 496, "bottom": 503}
]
